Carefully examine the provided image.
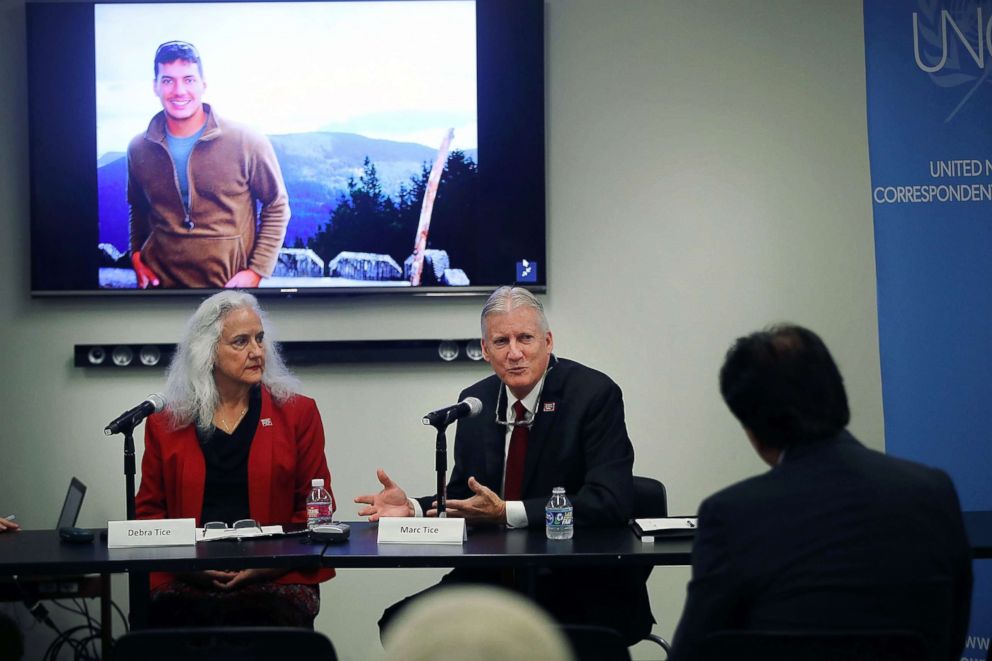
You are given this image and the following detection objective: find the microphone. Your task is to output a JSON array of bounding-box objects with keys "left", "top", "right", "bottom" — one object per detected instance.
[
  {"left": 422, "top": 397, "right": 483, "bottom": 427},
  {"left": 104, "top": 394, "right": 166, "bottom": 435}
]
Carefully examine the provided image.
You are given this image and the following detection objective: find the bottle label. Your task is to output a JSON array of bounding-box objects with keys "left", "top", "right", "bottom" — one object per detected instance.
[
  {"left": 545, "top": 507, "right": 573, "bottom": 527},
  {"left": 307, "top": 503, "right": 332, "bottom": 520}
]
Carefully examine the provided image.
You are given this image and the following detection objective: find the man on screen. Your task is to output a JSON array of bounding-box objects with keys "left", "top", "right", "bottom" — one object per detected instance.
[
  {"left": 127, "top": 41, "right": 289, "bottom": 288},
  {"left": 670, "top": 324, "right": 972, "bottom": 661},
  {"left": 355, "top": 286, "right": 655, "bottom": 644}
]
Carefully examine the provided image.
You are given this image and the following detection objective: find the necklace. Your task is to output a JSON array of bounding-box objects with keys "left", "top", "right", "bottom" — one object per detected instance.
[{"left": 217, "top": 406, "right": 248, "bottom": 434}]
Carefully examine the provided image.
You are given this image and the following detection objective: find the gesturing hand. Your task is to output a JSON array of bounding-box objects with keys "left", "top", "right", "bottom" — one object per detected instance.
[
  {"left": 354, "top": 468, "right": 414, "bottom": 521},
  {"left": 428, "top": 476, "right": 506, "bottom": 524}
]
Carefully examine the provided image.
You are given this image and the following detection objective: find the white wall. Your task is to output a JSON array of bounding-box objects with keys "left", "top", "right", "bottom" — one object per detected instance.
[{"left": 0, "top": 1, "right": 881, "bottom": 659}]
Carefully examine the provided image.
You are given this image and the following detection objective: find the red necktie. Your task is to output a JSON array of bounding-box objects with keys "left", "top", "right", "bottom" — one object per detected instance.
[{"left": 504, "top": 400, "right": 529, "bottom": 500}]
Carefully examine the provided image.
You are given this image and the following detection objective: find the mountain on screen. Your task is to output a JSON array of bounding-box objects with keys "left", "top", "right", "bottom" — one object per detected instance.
[{"left": 96, "top": 131, "right": 476, "bottom": 252}]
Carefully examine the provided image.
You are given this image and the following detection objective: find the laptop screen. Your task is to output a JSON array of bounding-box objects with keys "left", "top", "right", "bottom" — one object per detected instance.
[{"left": 56, "top": 477, "right": 86, "bottom": 529}]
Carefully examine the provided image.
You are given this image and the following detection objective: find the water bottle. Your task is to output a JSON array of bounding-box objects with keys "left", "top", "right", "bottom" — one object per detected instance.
[
  {"left": 306, "top": 478, "right": 334, "bottom": 529},
  {"left": 545, "top": 486, "right": 573, "bottom": 540}
]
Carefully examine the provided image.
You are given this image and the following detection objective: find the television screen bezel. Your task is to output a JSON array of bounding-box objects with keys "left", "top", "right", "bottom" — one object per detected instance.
[{"left": 26, "top": 0, "right": 546, "bottom": 298}]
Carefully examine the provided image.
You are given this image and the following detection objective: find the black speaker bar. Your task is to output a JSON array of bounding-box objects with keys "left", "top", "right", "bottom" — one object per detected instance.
[{"left": 75, "top": 339, "right": 485, "bottom": 368}]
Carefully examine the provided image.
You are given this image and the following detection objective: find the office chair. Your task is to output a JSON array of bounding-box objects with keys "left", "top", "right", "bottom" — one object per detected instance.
[
  {"left": 562, "top": 624, "right": 633, "bottom": 661},
  {"left": 697, "top": 629, "right": 927, "bottom": 661},
  {"left": 631, "top": 475, "right": 672, "bottom": 657},
  {"left": 113, "top": 627, "right": 338, "bottom": 661},
  {"left": 633, "top": 475, "right": 668, "bottom": 521}
]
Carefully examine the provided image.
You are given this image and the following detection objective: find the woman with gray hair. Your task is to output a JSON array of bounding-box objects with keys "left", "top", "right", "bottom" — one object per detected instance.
[{"left": 136, "top": 291, "right": 334, "bottom": 627}]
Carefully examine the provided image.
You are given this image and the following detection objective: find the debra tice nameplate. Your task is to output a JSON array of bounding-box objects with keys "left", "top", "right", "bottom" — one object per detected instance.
[
  {"left": 107, "top": 518, "right": 196, "bottom": 548},
  {"left": 377, "top": 517, "right": 466, "bottom": 544}
]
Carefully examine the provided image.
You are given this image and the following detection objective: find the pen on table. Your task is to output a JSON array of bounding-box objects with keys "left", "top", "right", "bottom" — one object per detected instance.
[{"left": 686, "top": 519, "right": 695, "bottom": 528}]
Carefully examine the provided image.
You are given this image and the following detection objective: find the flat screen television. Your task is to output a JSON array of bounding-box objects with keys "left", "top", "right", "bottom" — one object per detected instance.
[{"left": 26, "top": 0, "right": 545, "bottom": 297}]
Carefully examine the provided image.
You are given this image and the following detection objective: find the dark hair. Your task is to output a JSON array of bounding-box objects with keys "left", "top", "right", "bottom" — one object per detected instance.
[
  {"left": 154, "top": 41, "right": 203, "bottom": 79},
  {"left": 719, "top": 324, "right": 850, "bottom": 449}
]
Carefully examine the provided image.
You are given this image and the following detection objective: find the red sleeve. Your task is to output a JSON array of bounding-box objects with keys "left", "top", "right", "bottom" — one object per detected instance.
[
  {"left": 290, "top": 398, "right": 333, "bottom": 524},
  {"left": 279, "top": 397, "right": 335, "bottom": 585},
  {"left": 135, "top": 414, "right": 168, "bottom": 520}
]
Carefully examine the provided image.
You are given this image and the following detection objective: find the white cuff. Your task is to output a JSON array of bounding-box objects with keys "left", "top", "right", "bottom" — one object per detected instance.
[
  {"left": 408, "top": 498, "right": 423, "bottom": 517},
  {"left": 504, "top": 500, "right": 528, "bottom": 529}
]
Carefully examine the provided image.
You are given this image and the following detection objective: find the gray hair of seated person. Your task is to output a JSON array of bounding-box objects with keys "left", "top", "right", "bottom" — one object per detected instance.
[
  {"left": 480, "top": 286, "right": 549, "bottom": 338},
  {"left": 164, "top": 290, "right": 299, "bottom": 432},
  {"left": 382, "top": 585, "right": 574, "bottom": 661}
]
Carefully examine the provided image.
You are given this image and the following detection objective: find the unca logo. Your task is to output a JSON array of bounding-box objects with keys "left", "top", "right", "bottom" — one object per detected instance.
[{"left": 911, "top": 1, "right": 992, "bottom": 121}]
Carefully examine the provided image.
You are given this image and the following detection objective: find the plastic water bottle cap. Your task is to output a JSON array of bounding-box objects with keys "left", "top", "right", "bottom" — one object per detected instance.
[{"left": 311, "top": 478, "right": 324, "bottom": 487}]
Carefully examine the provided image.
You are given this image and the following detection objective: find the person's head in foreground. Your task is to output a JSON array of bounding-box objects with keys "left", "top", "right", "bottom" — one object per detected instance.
[{"left": 383, "top": 585, "right": 574, "bottom": 661}]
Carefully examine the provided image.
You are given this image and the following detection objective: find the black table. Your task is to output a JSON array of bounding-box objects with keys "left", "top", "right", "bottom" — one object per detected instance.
[
  {"left": 0, "top": 523, "right": 689, "bottom": 645},
  {"left": 0, "top": 524, "right": 691, "bottom": 576},
  {"left": 1, "top": 512, "right": 985, "bottom": 646},
  {"left": 4, "top": 511, "right": 988, "bottom": 575},
  {"left": 0, "top": 530, "right": 331, "bottom": 649},
  {"left": 0, "top": 530, "right": 325, "bottom": 576},
  {"left": 4, "top": 509, "right": 989, "bottom": 575},
  {"left": 323, "top": 521, "right": 692, "bottom": 568}
]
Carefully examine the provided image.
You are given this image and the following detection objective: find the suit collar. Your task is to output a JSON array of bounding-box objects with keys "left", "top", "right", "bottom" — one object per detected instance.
[{"left": 778, "top": 429, "right": 860, "bottom": 465}]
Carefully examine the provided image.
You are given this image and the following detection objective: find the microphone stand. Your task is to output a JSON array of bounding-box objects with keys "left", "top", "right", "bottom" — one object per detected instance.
[
  {"left": 108, "top": 414, "right": 149, "bottom": 629},
  {"left": 427, "top": 410, "right": 458, "bottom": 519},
  {"left": 123, "top": 426, "right": 137, "bottom": 520}
]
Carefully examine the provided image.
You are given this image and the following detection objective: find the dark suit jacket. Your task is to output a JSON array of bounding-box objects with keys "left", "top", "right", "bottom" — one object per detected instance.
[
  {"left": 671, "top": 431, "right": 973, "bottom": 661},
  {"left": 417, "top": 356, "right": 654, "bottom": 642}
]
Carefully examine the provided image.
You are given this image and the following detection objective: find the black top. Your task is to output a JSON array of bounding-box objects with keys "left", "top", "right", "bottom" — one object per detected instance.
[{"left": 198, "top": 386, "right": 262, "bottom": 525}]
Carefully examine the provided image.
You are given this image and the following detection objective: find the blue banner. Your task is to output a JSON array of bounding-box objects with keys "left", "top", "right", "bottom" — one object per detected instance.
[{"left": 864, "top": 1, "right": 992, "bottom": 658}]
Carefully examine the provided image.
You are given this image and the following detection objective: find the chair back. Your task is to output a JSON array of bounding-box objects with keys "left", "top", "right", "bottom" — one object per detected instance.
[
  {"left": 632, "top": 476, "right": 667, "bottom": 519},
  {"left": 698, "top": 629, "right": 927, "bottom": 661},
  {"left": 113, "top": 627, "right": 337, "bottom": 661},
  {"left": 561, "top": 624, "right": 632, "bottom": 661}
]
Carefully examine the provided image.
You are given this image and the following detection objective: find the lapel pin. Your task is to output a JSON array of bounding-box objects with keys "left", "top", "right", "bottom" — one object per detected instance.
[
  {"left": 261, "top": 418, "right": 273, "bottom": 427},
  {"left": 542, "top": 402, "right": 556, "bottom": 413}
]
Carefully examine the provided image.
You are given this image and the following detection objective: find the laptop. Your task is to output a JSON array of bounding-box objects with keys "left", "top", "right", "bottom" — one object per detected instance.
[{"left": 56, "top": 477, "right": 86, "bottom": 530}]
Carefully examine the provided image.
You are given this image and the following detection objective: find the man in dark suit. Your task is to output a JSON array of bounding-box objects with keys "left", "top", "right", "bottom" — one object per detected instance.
[
  {"left": 671, "top": 324, "right": 972, "bottom": 661},
  {"left": 355, "top": 286, "right": 654, "bottom": 643}
]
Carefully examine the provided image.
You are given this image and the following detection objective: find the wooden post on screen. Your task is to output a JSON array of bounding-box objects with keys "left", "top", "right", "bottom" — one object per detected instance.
[{"left": 409, "top": 128, "right": 454, "bottom": 286}]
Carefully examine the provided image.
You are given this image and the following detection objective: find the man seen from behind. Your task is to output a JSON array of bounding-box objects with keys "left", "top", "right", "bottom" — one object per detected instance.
[{"left": 671, "top": 324, "right": 972, "bottom": 661}]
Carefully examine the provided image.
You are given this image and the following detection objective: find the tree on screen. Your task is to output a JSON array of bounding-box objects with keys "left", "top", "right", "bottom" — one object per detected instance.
[{"left": 308, "top": 152, "right": 478, "bottom": 279}]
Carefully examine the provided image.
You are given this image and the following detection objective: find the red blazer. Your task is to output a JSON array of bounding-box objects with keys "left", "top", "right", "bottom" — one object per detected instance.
[{"left": 136, "top": 387, "right": 335, "bottom": 589}]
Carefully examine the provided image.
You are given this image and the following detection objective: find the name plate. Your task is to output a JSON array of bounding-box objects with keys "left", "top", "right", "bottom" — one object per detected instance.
[
  {"left": 377, "top": 517, "right": 466, "bottom": 544},
  {"left": 107, "top": 518, "right": 196, "bottom": 548}
]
